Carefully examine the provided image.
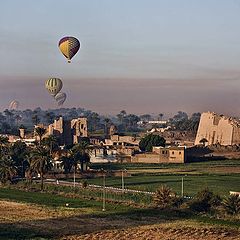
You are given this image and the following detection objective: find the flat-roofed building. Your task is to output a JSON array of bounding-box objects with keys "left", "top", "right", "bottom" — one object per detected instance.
[{"left": 132, "top": 146, "right": 186, "bottom": 163}]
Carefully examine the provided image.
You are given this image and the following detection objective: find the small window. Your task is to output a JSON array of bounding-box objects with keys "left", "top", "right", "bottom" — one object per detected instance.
[
  {"left": 162, "top": 150, "right": 165, "bottom": 154},
  {"left": 172, "top": 151, "right": 174, "bottom": 155},
  {"left": 179, "top": 151, "right": 181, "bottom": 155}
]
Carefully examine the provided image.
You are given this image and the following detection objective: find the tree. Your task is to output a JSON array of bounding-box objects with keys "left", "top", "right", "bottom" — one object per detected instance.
[
  {"left": 45, "top": 111, "right": 55, "bottom": 124},
  {"left": 10, "top": 141, "right": 28, "bottom": 177},
  {"left": 189, "top": 188, "right": 221, "bottom": 213},
  {"left": 0, "top": 156, "right": 17, "bottom": 184},
  {"left": 158, "top": 113, "right": 164, "bottom": 120},
  {"left": 29, "top": 146, "right": 52, "bottom": 190},
  {"left": 140, "top": 114, "right": 151, "bottom": 122},
  {"left": 0, "top": 136, "right": 9, "bottom": 157},
  {"left": 32, "top": 114, "right": 40, "bottom": 125},
  {"left": 154, "top": 185, "right": 181, "bottom": 209},
  {"left": 42, "top": 135, "right": 59, "bottom": 155},
  {"left": 0, "top": 136, "right": 9, "bottom": 146},
  {"left": 35, "top": 127, "right": 47, "bottom": 145},
  {"left": 60, "top": 155, "right": 73, "bottom": 174},
  {"left": 139, "top": 134, "right": 165, "bottom": 152},
  {"left": 104, "top": 118, "right": 111, "bottom": 137},
  {"left": 199, "top": 138, "right": 208, "bottom": 146},
  {"left": 117, "top": 110, "right": 127, "bottom": 125},
  {"left": 70, "top": 141, "right": 91, "bottom": 172},
  {"left": 222, "top": 194, "right": 240, "bottom": 215}
]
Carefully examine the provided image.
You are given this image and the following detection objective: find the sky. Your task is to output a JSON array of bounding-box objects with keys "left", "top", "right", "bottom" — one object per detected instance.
[{"left": 1, "top": 0, "right": 240, "bottom": 116}]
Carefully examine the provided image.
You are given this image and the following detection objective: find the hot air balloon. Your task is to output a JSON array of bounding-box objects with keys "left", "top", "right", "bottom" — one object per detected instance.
[
  {"left": 58, "top": 36, "right": 80, "bottom": 63},
  {"left": 54, "top": 92, "right": 67, "bottom": 106},
  {"left": 45, "top": 78, "right": 63, "bottom": 97},
  {"left": 9, "top": 100, "right": 20, "bottom": 110}
]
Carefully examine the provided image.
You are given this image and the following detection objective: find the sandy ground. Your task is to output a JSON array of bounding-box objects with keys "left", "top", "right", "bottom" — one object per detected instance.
[{"left": 0, "top": 200, "right": 239, "bottom": 240}]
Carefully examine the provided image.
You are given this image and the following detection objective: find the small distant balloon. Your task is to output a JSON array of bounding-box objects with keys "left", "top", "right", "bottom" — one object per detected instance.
[
  {"left": 54, "top": 92, "right": 67, "bottom": 106},
  {"left": 58, "top": 36, "right": 80, "bottom": 63},
  {"left": 9, "top": 100, "right": 19, "bottom": 110},
  {"left": 45, "top": 78, "right": 63, "bottom": 97}
]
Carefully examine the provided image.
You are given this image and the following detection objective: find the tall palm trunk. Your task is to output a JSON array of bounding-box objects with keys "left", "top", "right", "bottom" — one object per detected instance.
[{"left": 40, "top": 172, "right": 44, "bottom": 190}]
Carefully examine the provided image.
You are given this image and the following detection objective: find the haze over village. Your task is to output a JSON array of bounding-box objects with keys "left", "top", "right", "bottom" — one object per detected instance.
[{"left": 0, "top": 1, "right": 240, "bottom": 240}]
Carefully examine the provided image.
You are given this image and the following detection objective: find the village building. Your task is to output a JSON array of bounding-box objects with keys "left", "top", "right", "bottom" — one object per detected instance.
[{"left": 131, "top": 146, "right": 186, "bottom": 163}]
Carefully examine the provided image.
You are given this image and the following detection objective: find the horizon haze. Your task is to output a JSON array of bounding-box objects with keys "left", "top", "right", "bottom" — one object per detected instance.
[{"left": 1, "top": 0, "right": 240, "bottom": 116}]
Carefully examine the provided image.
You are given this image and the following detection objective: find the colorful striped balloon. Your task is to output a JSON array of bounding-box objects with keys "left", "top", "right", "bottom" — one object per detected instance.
[
  {"left": 58, "top": 36, "right": 80, "bottom": 63},
  {"left": 54, "top": 92, "right": 67, "bottom": 106},
  {"left": 45, "top": 78, "right": 63, "bottom": 97}
]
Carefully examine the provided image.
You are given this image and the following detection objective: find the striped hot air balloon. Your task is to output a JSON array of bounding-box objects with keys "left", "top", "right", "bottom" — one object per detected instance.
[
  {"left": 54, "top": 92, "right": 67, "bottom": 106},
  {"left": 9, "top": 100, "right": 20, "bottom": 110},
  {"left": 45, "top": 78, "right": 63, "bottom": 97},
  {"left": 58, "top": 36, "right": 80, "bottom": 63}
]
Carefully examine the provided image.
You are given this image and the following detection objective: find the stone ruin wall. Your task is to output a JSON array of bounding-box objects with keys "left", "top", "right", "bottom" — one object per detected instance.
[{"left": 195, "top": 112, "right": 240, "bottom": 146}]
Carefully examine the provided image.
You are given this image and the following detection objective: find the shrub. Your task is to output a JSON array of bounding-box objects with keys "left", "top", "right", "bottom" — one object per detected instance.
[
  {"left": 189, "top": 188, "right": 221, "bottom": 213},
  {"left": 222, "top": 194, "right": 240, "bottom": 215},
  {"left": 81, "top": 180, "right": 88, "bottom": 188}
]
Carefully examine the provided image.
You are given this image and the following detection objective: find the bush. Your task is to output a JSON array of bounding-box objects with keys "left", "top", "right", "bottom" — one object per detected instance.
[
  {"left": 188, "top": 188, "right": 221, "bottom": 213},
  {"left": 222, "top": 194, "right": 240, "bottom": 215},
  {"left": 81, "top": 180, "right": 88, "bottom": 188},
  {"left": 153, "top": 185, "right": 182, "bottom": 209}
]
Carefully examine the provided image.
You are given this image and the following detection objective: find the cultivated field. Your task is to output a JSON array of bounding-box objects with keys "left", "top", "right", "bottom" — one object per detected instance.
[
  {"left": 1, "top": 159, "right": 240, "bottom": 239},
  {"left": 88, "top": 159, "right": 240, "bottom": 196}
]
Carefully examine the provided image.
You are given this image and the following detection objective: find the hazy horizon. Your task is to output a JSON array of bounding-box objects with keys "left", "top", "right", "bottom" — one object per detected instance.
[{"left": 1, "top": 1, "right": 240, "bottom": 116}]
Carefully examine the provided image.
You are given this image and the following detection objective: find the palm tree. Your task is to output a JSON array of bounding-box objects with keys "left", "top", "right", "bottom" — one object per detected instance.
[
  {"left": 0, "top": 156, "right": 17, "bottom": 184},
  {"left": 32, "top": 114, "right": 40, "bottom": 125},
  {"left": 60, "top": 155, "right": 74, "bottom": 174},
  {"left": 0, "top": 136, "right": 9, "bottom": 146},
  {"left": 70, "top": 141, "right": 91, "bottom": 172},
  {"left": 158, "top": 113, "right": 164, "bottom": 121},
  {"left": 153, "top": 185, "right": 176, "bottom": 209},
  {"left": 42, "top": 135, "right": 58, "bottom": 155},
  {"left": 35, "top": 127, "right": 47, "bottom": 145},
  {"left": 0, "top": 136, "right": 9, "bottom": 157},
  {"left": 104, "top": 118, "right": 110, "bottom": 137},
  {"left": 222, "top": 194, "right": 240, "bottom": 215},
  {"left": 29, "top": 146, "right": 52, "bottom": 190}
]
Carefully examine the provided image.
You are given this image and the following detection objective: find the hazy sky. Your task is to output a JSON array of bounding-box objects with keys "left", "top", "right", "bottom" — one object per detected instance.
[{"left": 1, "top": 0, "right": 240, "bottom": 116}]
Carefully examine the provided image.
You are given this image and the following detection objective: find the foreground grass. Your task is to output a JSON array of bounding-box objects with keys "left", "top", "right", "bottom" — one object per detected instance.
[
  {"left": 0, "top": 187, "right": 130, "bottom": 213},
  {"left": 0, "top": 187, "right": 239, "bottom": 240}
]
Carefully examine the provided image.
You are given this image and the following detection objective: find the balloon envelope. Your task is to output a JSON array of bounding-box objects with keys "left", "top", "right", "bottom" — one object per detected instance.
[
  {"left": 59, "top": 36, "right": 80, "bottom": 63},
  {"left": 45, "top": 78, "right": 63, "bottom": 97},
  {"left": 9, "top": 100, "right": 19, "bottom": 110},
  {"left": 54, "top": 92, "right": 67, "bottom": 106}
]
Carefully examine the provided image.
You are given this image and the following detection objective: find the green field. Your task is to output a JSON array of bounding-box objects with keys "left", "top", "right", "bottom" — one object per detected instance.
[
  {"left": 0, "top": 187, "right": 130, "bottom": 213},
  {"left": 82, "top": 174, "right": 239, "bottom": 196},
  {"left": 84, "top": 160, "right": 240, "bottom": 196}
]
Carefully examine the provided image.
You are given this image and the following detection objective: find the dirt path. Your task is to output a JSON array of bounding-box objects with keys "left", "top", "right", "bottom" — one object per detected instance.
[{"left": 64, "top": 226, "right": 239, "bottom": 240}]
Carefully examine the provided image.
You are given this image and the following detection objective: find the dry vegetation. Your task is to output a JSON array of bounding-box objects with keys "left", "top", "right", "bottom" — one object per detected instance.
[{"left": 0, "top": 200, "right": 239, "bottom": 240}]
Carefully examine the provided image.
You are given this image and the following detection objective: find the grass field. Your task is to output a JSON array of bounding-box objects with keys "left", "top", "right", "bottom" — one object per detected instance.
[
  {"left": 73, "top": 159, "right": 240, "bottom": 196},
  {"left": 82, "top": 173, "right": 240, "bottom": 196},
  {"left": 1, "top": 159, "right": 240, "bottom": 239},
  {"left": 0, "top": 187, "right": 239, "bottom": 240}
]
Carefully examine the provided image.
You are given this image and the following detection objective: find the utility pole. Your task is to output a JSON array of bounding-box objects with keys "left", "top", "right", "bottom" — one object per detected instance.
[
  {"left": 181, "top": 176, "right": 184, "bottom": 197},
  {"left": 181, "top": 175, "right": 187, "bottom": 197},
  {"left": 122, "top": 169, "right": 126, "bottom": 192},
  {"left": 73, "top": 166, "right": 76, "bottom": 188},
  {"left": 102, "top": 173, "right": 106, "bottom": 211}
]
